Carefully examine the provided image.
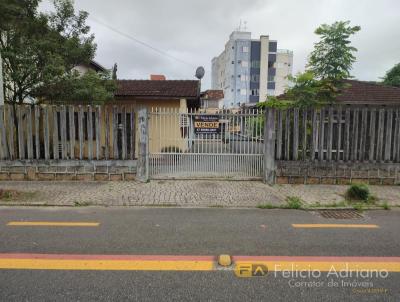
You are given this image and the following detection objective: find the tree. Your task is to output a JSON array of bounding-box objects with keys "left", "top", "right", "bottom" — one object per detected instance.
[
  {"left": 308, "top": 21, "right": 361, "bottom": 81},
  {"left": 260, "top": 71, "right": 340, "bottom": 109},
  {"left": 262, "top": 21, "right": 360, "bottom": 108},
  {"left": 382, "top": 63, "right": 400, "bottom": 87},
  {"left": 0, "top": 0, "right": 115, "bottom": 104},
  {"left": 38, "top": 70, "right": 116, "bottom": 104}
]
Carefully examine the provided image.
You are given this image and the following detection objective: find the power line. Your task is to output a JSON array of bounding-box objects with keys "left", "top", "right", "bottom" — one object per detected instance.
[{"left": 89, "top": 16, "right": 196, "bottom": 68}]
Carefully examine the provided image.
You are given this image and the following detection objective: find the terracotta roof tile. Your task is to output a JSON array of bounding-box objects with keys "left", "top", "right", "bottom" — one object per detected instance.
[
  {"left": 277, "top": 80, "right": 400, "bottom": 104},
  {"left": 201, "top": 90, "right": 224, "bottom": 100},
  {"left": 115, "top": 80, "right": 200, "bottom": 98},
  {"left": 337, "top": 80, "right": 400, "bottom": 104}
]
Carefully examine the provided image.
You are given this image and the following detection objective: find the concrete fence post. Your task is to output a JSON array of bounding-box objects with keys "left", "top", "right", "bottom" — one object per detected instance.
[
  {"left": 137, "top": 107, "right": 149, "bottom": 182},
  {"left": 264, "top": 107, "right": 276, "bottom": 185}
]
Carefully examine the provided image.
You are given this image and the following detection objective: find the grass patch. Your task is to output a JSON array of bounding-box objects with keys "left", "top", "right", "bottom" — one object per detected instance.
[
  {"left": 74, "top": 201, "right": 92, "bottom": 207},
  {"left": 308, "top": 201, "right": 347, "bottom": 208},
  {"left": 257, "top": 203, "right": 278, "bottom": 209},
  {"left": 144, "top": 203, "right": 178, "bottom": 207},
  {"left": 283, "top": 196, "right": 303, "bottom": 209},
  {"left": 352, "top": 203, "right": 364, "bottom": 212}
]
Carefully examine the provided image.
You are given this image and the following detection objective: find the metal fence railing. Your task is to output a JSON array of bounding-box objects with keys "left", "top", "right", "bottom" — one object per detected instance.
[{"left": 148, "top": 108, "right": 265, "bottom": 179}]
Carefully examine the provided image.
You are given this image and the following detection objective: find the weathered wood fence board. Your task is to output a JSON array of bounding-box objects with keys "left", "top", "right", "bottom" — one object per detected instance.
[
  {"left": 0, "top": 104, "right": 136, "bottom": 161},
  {"left": 273, "top": 105, "right": 400, "bottom": 163},
  {"left": 1, "top": 103, "right": 400, "bottom": 165}
]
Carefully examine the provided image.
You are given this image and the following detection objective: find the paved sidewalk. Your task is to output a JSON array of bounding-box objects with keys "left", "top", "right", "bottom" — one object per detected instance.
[{"left": 1, "top": 180, "right": 400, "bottom": 207}]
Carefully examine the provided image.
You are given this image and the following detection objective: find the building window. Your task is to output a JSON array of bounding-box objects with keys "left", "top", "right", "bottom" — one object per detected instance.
[
  {"left": 269, "top": 41, "right": 277, "bottom": 52},
  {"left": 242, "top": 46, "right": 249, "bottom": 53},
  {"left": 232, "top": 61, "right": 234, "bottom": 64},
  {"left": 251, "top": 61, "right": 260, "bottom": 68},
  {"left": 238, "top": 75, "right": 241, "bottom": 78},
  {"left": 241, "top": 61, "right": 248, "bottom": 67},
  {"left": 268, "top": 75, "right": 275, "bottom": 82},
  {"left": 238, "top": 60, "right": 242, "bottom": 64},
  {"left": 251, "top": 75, "right": 260, "bottom": 82},
  {"left": 268, "top": 61, "right": 274, "bottom": 68},
  {"left": 251, "top": 89, "right": 259, "bottom": 96}
]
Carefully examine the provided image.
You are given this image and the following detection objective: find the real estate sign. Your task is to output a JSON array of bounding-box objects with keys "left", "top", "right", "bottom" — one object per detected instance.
[{"left": 194, "top": 115, "right": 220, "bottom": 134}]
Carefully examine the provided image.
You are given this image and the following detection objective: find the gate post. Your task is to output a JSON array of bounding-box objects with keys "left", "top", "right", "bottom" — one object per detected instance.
[
  {"left": 264, "top": 107, "right": 276, "bottom": 184},
  {"left": 137, "top": 107, "right": 149, "bottom": 182}
]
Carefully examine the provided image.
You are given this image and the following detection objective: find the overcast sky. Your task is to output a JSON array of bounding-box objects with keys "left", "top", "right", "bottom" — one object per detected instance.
[{"left": 39, "top": 0, "right": 400, "bottom": 89}]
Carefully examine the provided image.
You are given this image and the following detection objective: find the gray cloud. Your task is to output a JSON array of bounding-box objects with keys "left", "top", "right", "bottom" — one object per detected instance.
[{"left": 39, "top": 0, "right": 400, "bottom": 88}]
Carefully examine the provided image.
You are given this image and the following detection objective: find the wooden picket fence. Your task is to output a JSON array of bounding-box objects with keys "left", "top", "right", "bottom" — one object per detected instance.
[
  {"left": 274, "top": 105, "right": 400, "bottom": 163},
  {"left": 0, "top": 104, "right": 136, "bottom": 160}
]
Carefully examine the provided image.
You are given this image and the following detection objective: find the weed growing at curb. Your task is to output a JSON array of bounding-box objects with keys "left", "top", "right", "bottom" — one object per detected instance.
[
  {"left": 74, "top": 201, "right": 92, "bottom": 207},
  {"left": 257, "top": 203, "right": 278, "bottom": 209},
  {"left": 346, "top": 184, "right": 370, "bottom": 202},
  {"left": 308, "top": 201, "right": 347, "bottom": 208},
  {"left": 382, "top": 202, "right": 390, "bottom": 210},
  {"left": 352, "top": 203, "right": 364, "bottom": 212},
  {"left": 284, "top": 196, "right": 303, "bottom": 209}
]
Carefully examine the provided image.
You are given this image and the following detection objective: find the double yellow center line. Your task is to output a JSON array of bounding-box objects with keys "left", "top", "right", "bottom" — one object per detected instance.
[{"left": 7, "top": 222, "right": 99, "bottom": 227}]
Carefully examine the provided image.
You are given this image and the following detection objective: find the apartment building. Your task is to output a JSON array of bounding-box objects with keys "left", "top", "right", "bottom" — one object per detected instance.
[{"left": 211, "top": 31, "right": 293, "bottom": 108}]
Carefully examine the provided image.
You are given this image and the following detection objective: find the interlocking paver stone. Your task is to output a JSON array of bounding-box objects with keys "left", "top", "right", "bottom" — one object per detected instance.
[{"left": 0, "top": 181, "right": 399, "bottom": 207}]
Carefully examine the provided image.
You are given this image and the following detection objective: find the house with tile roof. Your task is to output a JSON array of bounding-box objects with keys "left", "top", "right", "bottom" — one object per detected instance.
[{"left": 112, "top": 76, "right": 201, "bottom": 155}]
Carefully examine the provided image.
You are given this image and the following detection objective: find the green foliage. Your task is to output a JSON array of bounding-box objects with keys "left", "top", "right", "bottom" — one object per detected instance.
[
  {"left": 352, "top": 203, "right": 364, "bottom": 212},
  {"left": 247, "top": 116, "right": 264, "bottom": 137},
  {"left": 382, "top": 202, "right": 390, "bottom": 210},
  {"left": 38, "top": 70, "right": 116, "bottom": 104},
  {"left": 261, "top": 21, "right": 360, "bottom": 109},
  {"left": 308, "top": 21, "right": 361, "bottom": 81},
  {"left": 0, "top": 0, "right": 113, "bottom": 104},
  {"left": 260, "top": 72, "right": 347, "bottom": 109},
  {"left": 258, "top": 96, "right": 293, "bottom": 109},
  {"left": 285, "top": 196, "right": 303, "bottom": 209},
  {"left": 346, "top": 184, "right": 370, "bottom": 202},
  {"left": 257, "top": 203, "right": 277, "bottom": 209},
  {"left": 382, "top": 63, "right": 400, "bottom": 87},
  {"left": 283, "top": 71, "right": 342, "bottom": 108}
]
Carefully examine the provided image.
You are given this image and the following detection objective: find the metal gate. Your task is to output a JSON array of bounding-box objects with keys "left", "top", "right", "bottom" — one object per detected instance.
[{"left": 149, "top": 108, "right": 264, "bottom": 179}]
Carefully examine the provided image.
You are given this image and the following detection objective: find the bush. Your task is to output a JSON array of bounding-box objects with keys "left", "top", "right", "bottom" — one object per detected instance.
[
  {"left": 285, "top": 196, "right": 303, "bottom": 209},
  {"left": 346, "top": 184, "right": 370, "bottom": 202},
  {"left": 161, "top": 146, "right": 183, "bottom": 153}
]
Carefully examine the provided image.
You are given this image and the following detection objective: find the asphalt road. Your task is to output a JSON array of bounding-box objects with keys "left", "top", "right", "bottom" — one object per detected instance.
[{"left": 0, "top": 207, "right": 399, "bottom": 301}]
